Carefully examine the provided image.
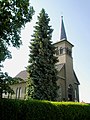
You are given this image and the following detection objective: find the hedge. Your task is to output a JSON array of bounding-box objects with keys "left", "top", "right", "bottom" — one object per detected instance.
[{"left": 0, "top": 99, "right": 90, "bottom": 120}]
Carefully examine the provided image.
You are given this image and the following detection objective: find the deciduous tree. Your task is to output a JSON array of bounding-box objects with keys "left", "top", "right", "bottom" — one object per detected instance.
[
  {"left": 0, "top": 0, "right": 34, "bottom": 98},
  {"left": 0, "top": 0, "right": 34, "bottom": 64},
  {"left": 0, "top": 72, "right": 14, "bottom": 98}
]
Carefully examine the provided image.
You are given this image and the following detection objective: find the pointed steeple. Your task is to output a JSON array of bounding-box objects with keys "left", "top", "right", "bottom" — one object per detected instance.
[{"left": 60, "top": 16, "right": 67, "bottom": 40}]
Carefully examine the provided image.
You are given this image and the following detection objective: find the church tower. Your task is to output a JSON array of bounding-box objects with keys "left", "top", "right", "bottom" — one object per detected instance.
[{"left": 54, "top": 16, "right": 80, "bottom": 101}]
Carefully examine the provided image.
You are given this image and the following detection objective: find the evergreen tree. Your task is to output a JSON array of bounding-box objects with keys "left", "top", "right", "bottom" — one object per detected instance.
[{"left": 27, "top": 9, "right": 58, "bottom": 101}]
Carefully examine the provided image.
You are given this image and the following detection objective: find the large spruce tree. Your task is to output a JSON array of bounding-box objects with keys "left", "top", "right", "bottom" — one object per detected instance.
[{"left": 27, "top": 9, "right": 58, "bottom": 101}]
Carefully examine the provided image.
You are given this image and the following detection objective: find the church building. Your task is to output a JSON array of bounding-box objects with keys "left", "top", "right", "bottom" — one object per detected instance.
[
  {"left": 55, "top": 16, "right": 80, "bottom": 101},
  {"left": 3, "top": 16, "right": 80, "bottom": 101}
]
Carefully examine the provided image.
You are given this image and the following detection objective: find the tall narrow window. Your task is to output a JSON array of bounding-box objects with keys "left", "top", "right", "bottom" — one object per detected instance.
[
  {"left": 57, "top": 84, "right": 62, "bottom": 101},
  {"left": 69, "top": 50, "right": 72, "bottom": 57},
  {"left": 68, "top": 84, "right": 73, "bottom": 101},
  {"left": 25, "top": 87, "right": 26, "bottom": 94},
  {"left": 19, "top": 87, "right": 22, "bottom": 98},
  {"left": 75, "top": 89, "right": 77, "bottom": 101},
  {"left": 66, "top": 48, "right": 69, "bottom": 54},
  {"left": 16, "top": 88, "right": 19, "bottom": 99}
]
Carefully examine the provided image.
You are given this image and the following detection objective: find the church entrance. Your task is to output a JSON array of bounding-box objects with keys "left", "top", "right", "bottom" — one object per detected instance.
[{"left": 68, "top": 84, "right": 73, "bottom": 101}]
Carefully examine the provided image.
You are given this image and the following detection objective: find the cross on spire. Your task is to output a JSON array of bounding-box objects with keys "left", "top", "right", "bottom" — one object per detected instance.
[{"left": 60, "top": 16, "right": 67, "bottom": 40}]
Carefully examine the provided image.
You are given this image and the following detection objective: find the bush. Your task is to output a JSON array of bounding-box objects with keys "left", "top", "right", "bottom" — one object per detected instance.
[{"left": 0, "top": 99, "right": 90, "bottom": 120}]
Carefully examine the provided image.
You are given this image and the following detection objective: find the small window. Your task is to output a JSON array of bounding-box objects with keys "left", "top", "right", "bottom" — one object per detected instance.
[
  {"left": 63, "top": 48, "right": 66, "bottom": 54},
  {"left": 66, "top": 48, "right": 69, "bottom": 54},
  {"left": 66, "top": 48, "right": 72, "bottom": 56},
  {"left": 69, "top": 50, "right": 72, "bottom": 57},
  {"left": 60, "top": 47, "right": 63, "bottom": 54},
  {"left": 55, "top": 47, "right": 59, "bottom": 55}
]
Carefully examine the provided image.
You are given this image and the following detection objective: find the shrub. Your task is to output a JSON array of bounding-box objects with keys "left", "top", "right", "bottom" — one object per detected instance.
[{"left": 0, "top": 99, "right": 90, "bottom": 120}]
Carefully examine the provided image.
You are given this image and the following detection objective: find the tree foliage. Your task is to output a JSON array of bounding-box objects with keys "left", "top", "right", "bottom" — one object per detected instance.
[
  {"left": 0, "top": 72, "right": 14, "bottom": 98},
  {"left": 27, "top": 9, "right": 58, "bottom": 101},
  {"left": 0, "top": 72, "right": 25, "bottom": 98},
  {"left": 0, "top": 0, "right": 34, "bottom": 98},
  {"left": 26, "top": 77, "right": 34, "bottom": 100},
  {"left": 0, "top": 0, "right": 34, "bottom": 63}
]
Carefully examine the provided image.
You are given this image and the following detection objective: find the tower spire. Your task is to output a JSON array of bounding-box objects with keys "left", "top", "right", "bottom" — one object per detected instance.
[{"left": 60, "top": 16, "right": 67, "bottom": 40}]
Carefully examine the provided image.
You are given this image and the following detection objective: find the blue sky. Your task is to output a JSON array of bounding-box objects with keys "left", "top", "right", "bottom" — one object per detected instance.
[{"left": 2, "top": 0, "right": 90, "bottom": 102}]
